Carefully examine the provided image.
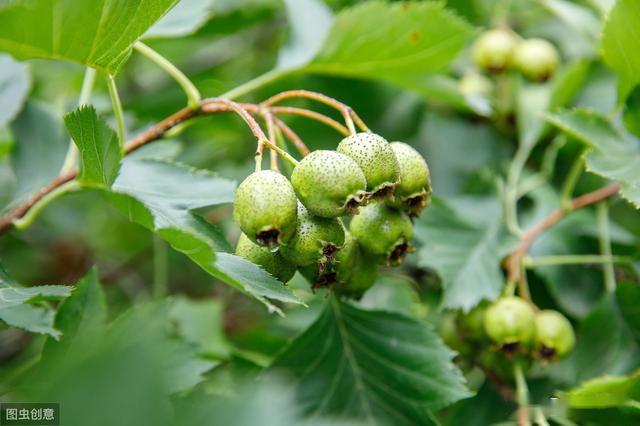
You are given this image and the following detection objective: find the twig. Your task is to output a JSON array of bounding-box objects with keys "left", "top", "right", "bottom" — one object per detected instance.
[
  {"left": 269, "top": 106, "right": 349, "bottom": 136},
  {"left": 264, "top": 112, "right": 280, "bottom": 172},
  {"left": 505, "top": 183, "right": 621, "bottom": 284},
  {"left": 273, "top": 117, "right": 310, "bottom": 156}
]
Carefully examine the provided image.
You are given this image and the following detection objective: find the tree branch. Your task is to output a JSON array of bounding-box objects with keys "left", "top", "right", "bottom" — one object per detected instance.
[{"left": 505, "top": 183, "right": 621, "bottom": 283}]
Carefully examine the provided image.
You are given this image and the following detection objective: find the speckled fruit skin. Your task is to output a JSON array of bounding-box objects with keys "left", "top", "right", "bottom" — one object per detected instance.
[
  {"left": 291, "top": 150, "right": 367, "bottom": 218},
  {"left": 302, "top": 230, "right": 359, "bottom": 289},
  {"left": 514, "top": 38, "right": 559, "bottom": 81},
  {"left": 350, "top": 201, "right": 413, "bottom": 266},
  {"left": 387, "top": 142, "right": 431, "bottom": 216},
  {"left": 484, "top": 297, "right": 535, "bottom": 350},
  {"left": 472, "top": 29, "right": 518, "bottom": 73},
  {"left": 335, "top": 249, "right": 379, "bottom": 299},
  {"left": 235, "top": 233, "right": 296, "bottom": 283},
  {"left": 280, "top": 203, "right": 345, "bottom": 266},
  {"left": 337, "top": 132, "right": 400, "bottom": 197},
  {"left": 534, "top": 310, "right": 575, "bottom": 360},
  {"left": 233, "top": 170, "right": 297, "bottom": 247}
]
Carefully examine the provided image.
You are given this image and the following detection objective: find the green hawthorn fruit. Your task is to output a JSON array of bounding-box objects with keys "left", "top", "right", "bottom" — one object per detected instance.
[
  {"left": 235, "top": 233, "right": 296, "bottom": 283},
  {"left": 440, "top": 314, "right": 473, "bottom": 357},
  {"left": 514, "top": 38, "right": 559, "bottom": 81},
  {"left": 458, "top": 303, "right": 488, "bottom": 341},
  {"left": 387, "top": 142, "right": 431, "bottom": 216},
  {"left": 484, "top": 297, "right": 535, "bottom": 353},
  {"left": 534, "top": 310, "right": 575, "bottom": 361},
  {"left": 335, "top": 249, "right": 379, "bottom": 299},
  {"left": 337, "top": 132, "right": 400, "bottom": 198},
  {"left": 302, "top": 230, "right": 359, "bottom": 290},
  {"left": 350, "top": 201, "right": 413, "bottom": 266},
  {"left": 280, "top": 203, "right": 345, "bottom": 266},
  {"left": 472, "top": 29, "right": 518, "bottom": 73},
  {"left": 233, "top": 170, "right": 297, "bottom": 247},
  {"left": 291, "top": 150, "right": 367, "bottom": 218}
]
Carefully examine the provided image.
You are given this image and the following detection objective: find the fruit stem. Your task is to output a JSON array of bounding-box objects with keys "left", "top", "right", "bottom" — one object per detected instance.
[
  {"left": 264, "top": 112, "right": 280, "bottom": 172},
  {"left": 106, "top": 74, "right": 126, "bottom": 150},
  {"left": 13, "top": 181, "right": 80, "bottom": 230},
  {"left": 273, "top": 117, "right": 310, "bottom": 156},
  {"left": 61, "top": 66, "right": 97, "bottom": 174},
  {"left": 560, "top": 152, "right": 584, "bottom": 210},
  {"left": 597, "top": 202, "right": 616, "bottom": 293},
  {"left": 134, "top": 41, "right": 201, "bottom": 109},
  {"left": 269, "top": 106, "right": 349, "bottom": 136},
  {"left": 513, "top": 362, "right": 531, "bottom": 426}
]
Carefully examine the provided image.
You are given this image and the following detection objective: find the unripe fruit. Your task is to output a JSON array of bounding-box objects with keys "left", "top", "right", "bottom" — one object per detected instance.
[
  {"left": 302, "top": 230, "right": 359, "bottom": 290},
  {"left": 472, "top": 29, "right": 518, "bottom": 73},
  {"left": 337, "top": 132, "right": 400, "bottom": 198},
  {"left": 387, "top": 142, "right": 431, "bottom": 216},
  {"left": 514, "top": 38, "right": 559, "bottom": 81},
  {"left": 440, "top": 314, "right": 472, "bottom": 357},
  {"left": 280, "top": 203, "right": 345, "bottom": 266},
  {"left": 458, "top": 303, "right": 487, "bottom": 341},
  {"left": 233, "top": 170, "right": 297, "bottom": 247},
  {"left": 235, "top": 233, "right": 296, "bottom": 283},
  {"left": 484, "top": 297, "right": 535, "bottom": 353},
  {"left": 534, "top": 310, "right": 575, "bottom": 361},
  {"left": 335, "top": 250, "right": 379, "bottom": 299},
  {"left": 291, "top": 150, "right": 367, "bottom": 218},
  {"left": 350, "top": 201, "right": 413, "bottom": 266}
]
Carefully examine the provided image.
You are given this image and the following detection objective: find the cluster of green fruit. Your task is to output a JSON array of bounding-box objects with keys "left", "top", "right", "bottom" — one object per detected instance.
[
  {"left": 233, "top": 132, "right": 431, "bottom": 298},
  {"left": 441, "top": 296, "right": 575, "bottom": 379},
  {"left": 472, "top": 28, "right": 559, "bottom": 81}
]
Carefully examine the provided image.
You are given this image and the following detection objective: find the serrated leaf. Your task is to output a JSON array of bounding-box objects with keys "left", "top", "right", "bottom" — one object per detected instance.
[
  {"left": 414, "top": 198, "right": 518, "bottom": 311},
  {"left": 7, "top": 101, "right": 67, "bottom": 210},
  {"left": 601, "top": 0, "right": 640, "bottom": 103},
  {"left": 64, "top": 105, "right": 122, "bottom": 188},
  {"left": 0, "top": 53, "right": 31, "bottom": 127},
  {"left": 271, "top": 299, "right": 470, "bottom": 425},
  {"left": 144, "top": 0, "right": 215, "bottom": 39},
  {"left": 108, "top": 158, "right": 302, "bottom": 313},
  {"left": 303, "top": 1, "right": 474, "bottom": 94},
  {"left": 0, "top": 263, "right": 72, "bottom": 338},
  {"left": 565, "top": 372, "right": 640, "bottom": 409},
  {"left": 42, "top": 268, "right": 107, "bottom": 360},
  {"left": 0, "top": 0, "right": 179, "bottom": 74},
  {"left": 546, "top": 108, "right": 640, "bottom": 208}
]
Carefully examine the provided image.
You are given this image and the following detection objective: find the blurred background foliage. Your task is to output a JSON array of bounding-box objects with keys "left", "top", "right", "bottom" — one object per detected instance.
[{"left": 0, "top": 0, "right": 639, "bottom": 425}]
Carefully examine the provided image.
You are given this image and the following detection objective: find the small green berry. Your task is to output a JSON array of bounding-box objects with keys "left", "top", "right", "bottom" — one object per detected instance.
[
  {"left": 458, "top": 303, "right": 488, "bottom": 341},
  {"left": 350, "top": 201, "right": 413, "bottom": 266},
  {"left": 534, "top": 310, "right": 575, "bottom": 361},
  {"left": 291, "top": 150, "right": 367, "bottom": 218},
  {"left": 235, "top": 233, "right": 296, "bottom": 283},
  {"left": 472, "top": 29, "right": 518, "bottom": 73},
  {"left": 514, "top": 38, "right": 559, "bottom": 81},
  {"left": 233, "top": 170, "right": 297, "bottom": 247},
  {"left": 280, "top": 203, "right": 345, "bottom": 266},
  {"left": 484, "top": 297, "right": 536, "bottom": 353},
  {"left": 387, "top": 142, "right": 431, "bottom": 216},
  {"left": 301, "top": 230, "right": 359, "bottom": 290},
  {"left": 440, "top": 314, "right": 473, "bottom": 357},
  {"left": 337, "top": 132, "right": 400, "bottom": 198},
  {"left": 335, "top": 249, "right": 379, "bottom": 299}
]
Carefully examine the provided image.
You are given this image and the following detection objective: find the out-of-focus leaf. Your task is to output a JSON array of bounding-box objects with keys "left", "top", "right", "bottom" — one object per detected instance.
[
  {"left": 565, "top": 372, "right": 640, "bottom": 409},
  {"left": 272, "top": 298, "right": 470, "bottom": 425},
  {"left": 600, "top": 0, "right": 640, "bottom": 103},
  {"left": 623, "top": 86, "right": 640, "bottom": 138},
  {"left": 546, "top": 108, "right": 640, "bottom": 208},
  {"left": 0, "top": 0, "right": 179, "bottom": 74},
  {"left": 169, "top": 296, "right": 231, "bottom": 358},
  {"left": 64, "top": 105, "right": 122, "bottom": 188},
  {"left": 42, "top": 268, "right": 106, "bottom": 360},
  {"left": 144, "top": 0, "right": 215, "bottom": 39},
  {"left": 8, "top": 102, "right": 67, "bottom": 209},
  {"left": 541, "top": 0, "right": 600, "bottom": 45},
  {"left": 0, "top": 54, "right": 31, "bottom": 127},
  {"left": 357, "top": 274, "right": 422, "bottom": 317},
  {"left": 444, "top": 381, "right": 515, "bottom": 426},
  {"left": 0, "top": 263, "right": 72, "bottom": 338},
  {"left": 415, "top": 198, "right": 518, "bottom": 311},
  {"left": 617, "top": 283, "right": 640, "bottom": 344},
  {"left": 108, "top": 158, "right": 302, "bottom": 313},
  {"left": 277, "top": 0, "right": 333, "bottom": 70}
]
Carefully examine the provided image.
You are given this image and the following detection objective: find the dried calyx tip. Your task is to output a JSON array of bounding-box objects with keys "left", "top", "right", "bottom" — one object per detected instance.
[{"left": 256, "top": 228, "right": 280, "bottom": 246}]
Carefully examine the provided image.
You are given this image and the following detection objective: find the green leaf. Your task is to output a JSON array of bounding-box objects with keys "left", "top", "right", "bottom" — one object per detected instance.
[
  {"left": 144, "top": 0, "right": 215, "bottom": 39},
  {"left": 271, "top": 299, "right": 470, "bottom": 425},
  {"left": 414, "top": 198, "right": 518, "bottom": 311},
  {"left": 0, "top": 0, "right": 179, "bottom": 74},
  {"left": 108, "top": 158, "right": 302, "bottom": 313},
  {"left": 0, "top": 54, "right": 31, "bottom": 127},
  {"left": 541, "top": 0, "right": 601, "bottom": 46},
  {"left": 7, "top": 102, "right": 67, "bottom": 209},
  {"left": 546, "top": 108, "right": 640, "bottom": 208},
  {"left": 305, "top": 1, "right": 475, "bottom": 86},
  {"left": 565, "top": 372, "right": 640, "bottom": 409},
  {"left": 617, "top": 283, "right": 640, "bottom": 344},
  {"left": 277, "top": 0, "right": 333, "bottom": 70},
  {"left": 601, "top": 0, "right": 640, "bottom": 103},
  {"left": 0, "top": 263, "right": 72, "bottom": 338},
  {"left": 42, "top": 268, "right": 107, "bottom": 360},
  {"left": 64, "top": 105, "right": 122, "bottom": 188}
]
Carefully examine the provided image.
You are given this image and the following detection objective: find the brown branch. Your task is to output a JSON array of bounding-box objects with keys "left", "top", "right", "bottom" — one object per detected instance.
[
  {"left": 506, "top": 183, "right": 621, "bottom": 283},
  {"left": 273, "top": 117, "right": 310, "bottom": 156},
  {"left": 269, "top": 106, "right": 350, "bottom": 136}
]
